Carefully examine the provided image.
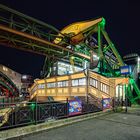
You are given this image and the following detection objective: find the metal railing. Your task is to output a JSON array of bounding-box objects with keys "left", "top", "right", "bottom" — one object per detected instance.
[{"left": 0, "top": 99, "right": 103, "bottom": 130}]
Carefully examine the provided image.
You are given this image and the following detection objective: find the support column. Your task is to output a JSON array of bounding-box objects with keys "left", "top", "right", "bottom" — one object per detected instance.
[{"left": 98, "top": 24, "right": 104, "bottom": 73}]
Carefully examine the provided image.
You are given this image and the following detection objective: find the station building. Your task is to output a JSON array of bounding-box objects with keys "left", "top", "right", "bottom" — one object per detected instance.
[{"left": 29, "top": 70, "right": 129, "bottom": 102}]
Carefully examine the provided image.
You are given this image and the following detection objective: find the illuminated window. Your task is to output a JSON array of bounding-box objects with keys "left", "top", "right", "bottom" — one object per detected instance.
[
  {"left": 72, "top": 79, "right": 79, "bottom": 86},
  {"left": 38, "top": 84, "right": 45, "bottom": 89},
  {"left": 100, "top": 82, "right": 109, "bottom": 94},
  {"left": 90, "top": 78, "right": 98, "bottom": 88},
  {"left": 57, "top": 61, "right": 83, "bottom": 75},
  {"left": 72, "top": 78, "right": 86, "bottom": 86},
  {"left": 47, "top": 82, "right": 56, "bottom": 88},
  {"left": 3, "top": 66, "right": 8, "bottom": 72},
  {"left": 57, "top": 81, "right": 68, "bottom": 87},
  {"left": 101, "top": 83, "right": 103, "bottom": 90},
  {"left": 79, "top": 78, "right": 86, "bottom": 85},
  {"left": 22, "top": 75, "right": 27, "bottom": 79}
]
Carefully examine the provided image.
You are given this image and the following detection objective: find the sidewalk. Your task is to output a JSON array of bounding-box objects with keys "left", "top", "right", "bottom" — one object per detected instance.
[
  {"left": 7, "top": 109, "right": 140, "bottom": 140},
  {"left": 0, "top": 110, "right": 112, "bottom": 140}
]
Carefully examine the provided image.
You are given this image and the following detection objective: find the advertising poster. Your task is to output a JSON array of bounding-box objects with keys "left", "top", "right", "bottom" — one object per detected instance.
[
  {"left": 102, "top": 98, "right": 112, "bottom": 110},
  {"left": 69, "top": 100, "right": 82, "bottom": 116}
]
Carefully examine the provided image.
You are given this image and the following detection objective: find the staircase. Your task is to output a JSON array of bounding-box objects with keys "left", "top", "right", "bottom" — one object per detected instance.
[
  {"left": 77, "top": 95, "right": 102, "bottom": 111},
  {"left": 88, "top": 93, "right": 103, "bottom": 110},
  {"left": 0, "top": 107, "right": 12, "bottom": 127}
]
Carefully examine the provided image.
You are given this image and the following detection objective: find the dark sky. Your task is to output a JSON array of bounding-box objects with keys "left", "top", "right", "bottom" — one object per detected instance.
[{"left": 0, "top": 0, "right": 140, "bottom": 77}]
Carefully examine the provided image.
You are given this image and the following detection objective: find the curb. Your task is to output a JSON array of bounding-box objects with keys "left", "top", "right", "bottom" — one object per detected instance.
[{"left": 0, "top": 110, "right": 112, "bottom": 140}]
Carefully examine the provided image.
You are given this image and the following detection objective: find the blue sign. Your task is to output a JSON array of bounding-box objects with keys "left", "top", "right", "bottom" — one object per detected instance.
[
  {"left": 69, "top": 100, "right": 82, "bottom": 116},
  {"left": 120, "top": 66, "right": 132, "bottom": 75}
]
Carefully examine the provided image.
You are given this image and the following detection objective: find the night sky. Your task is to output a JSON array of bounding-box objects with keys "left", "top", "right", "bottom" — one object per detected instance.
[{"left": 0, "top": 0, "right": 139, "bottom": 78}]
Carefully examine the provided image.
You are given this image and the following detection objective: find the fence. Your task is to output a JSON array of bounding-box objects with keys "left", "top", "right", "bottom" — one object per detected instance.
[
  {"left": 0, "top": 96, "right": 26, "bottom": 104},
  {"left": 0, "top": 98, "right": 103, "bottom": 130},
  {"left": 0, "top": 97, "right": 127, "bottom": 130}
]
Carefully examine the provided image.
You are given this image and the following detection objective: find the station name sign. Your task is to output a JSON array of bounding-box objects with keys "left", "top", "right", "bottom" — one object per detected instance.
[{"left": 120, "top": 65, "right": 131, "bottom": 75}]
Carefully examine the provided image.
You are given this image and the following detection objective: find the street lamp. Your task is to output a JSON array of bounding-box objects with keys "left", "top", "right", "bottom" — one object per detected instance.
[{"left": 84, "top": 68, "right": 89, "bottom": 104}]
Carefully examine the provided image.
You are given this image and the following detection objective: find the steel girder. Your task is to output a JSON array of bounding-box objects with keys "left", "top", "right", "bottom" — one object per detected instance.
[{"left": 0, "top": 4, "right": 90, "bottom": 61}]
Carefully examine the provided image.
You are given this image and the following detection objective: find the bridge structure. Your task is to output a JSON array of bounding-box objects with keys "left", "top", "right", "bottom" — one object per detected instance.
[
  {"left": 0, "top": 4, "right": 139, "bottom": 103},
  {"left": 0, "top": 71, "right": 19, "bottom": 97}
]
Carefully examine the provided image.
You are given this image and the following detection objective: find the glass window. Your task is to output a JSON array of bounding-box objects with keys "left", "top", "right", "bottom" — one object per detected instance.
[
  {"left": 90, "top": 78, "right": 98, "bottom": 88},
  {"left": 57, "top": 81, "right": 68, "bottom": 87},
  {"left": 64, "top": 81, "right": 68, "bottom": 86},
  {"left": 72, "top": 78, "right": 86, "bottom": 86},
  {"left": 47, "top": 82, "right": 56, "bottom": 88},
  {"left": 72, "top": 79, "right": 79, "bottom": 86},
  {"left": 90, "top": 78, "right": 92, "bottom": 85},
  {"left": 38, "top": 84, "right": 45, "bottom": 89},
  {"left": 100, "top": 82, "right": 109, "bottom": 94},
  {"left": 101, "top": 83, "right": 103, "bottom": 91},
  {"left": 79, "top": 78, "right": 86, "bottom": 86},
  {"left": 58, "top": 81, "right": 62, "bottom": 87},
  {"left": 95, "top": 80, "right": 98, "bottom": 88}
]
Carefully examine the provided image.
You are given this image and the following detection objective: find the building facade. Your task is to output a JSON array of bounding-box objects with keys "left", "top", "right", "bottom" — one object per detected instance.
[
  {"left": 123, "top": 53, "right": 140, "bottom": 87},
  {"left": 0, "top": 64, "right": 22, "bottom": 90},
  {"left": 29, "top": 70, "right": 129, "bottom": 102},
  {"left": 0, "top": 64, "right": 33, "bottom": 94}
]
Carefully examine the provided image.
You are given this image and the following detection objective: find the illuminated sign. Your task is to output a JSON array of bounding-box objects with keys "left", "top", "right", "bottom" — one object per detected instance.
[
  {"left": 120, "top": 66, "right": 131, "bottom": 75},
  {"left": 69, "top": 100, "right": 82, "bottom": 116}
]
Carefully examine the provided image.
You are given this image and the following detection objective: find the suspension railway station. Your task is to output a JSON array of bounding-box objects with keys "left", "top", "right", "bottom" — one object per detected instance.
[
  {"left": 30, "top": 70, "right": 129, "bottom": 102},
  {"left": 0, "top": 4, "right": 140, "bottom": 129}
]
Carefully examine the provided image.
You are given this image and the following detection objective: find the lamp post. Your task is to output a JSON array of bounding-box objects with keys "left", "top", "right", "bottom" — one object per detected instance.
[
  {"left": 125, "top": 83, "right": 128, "bottom": 113},
  {"left": 120, "top": 66, "right": 131, "bottom": 113},
  {"left": 86, "top": 68, "right": 89, "bottom": 104},
  {"left": 84, "top": 68, "right": 89, "bottom": 104}
]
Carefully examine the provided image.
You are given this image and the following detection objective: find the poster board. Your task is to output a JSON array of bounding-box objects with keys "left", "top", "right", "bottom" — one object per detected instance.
[
  {"left": 102, "top": 98, "right": 112, "bottom": 110},
  {"left": 68, "top": 100, "right": 82, "bottom": 116}
]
